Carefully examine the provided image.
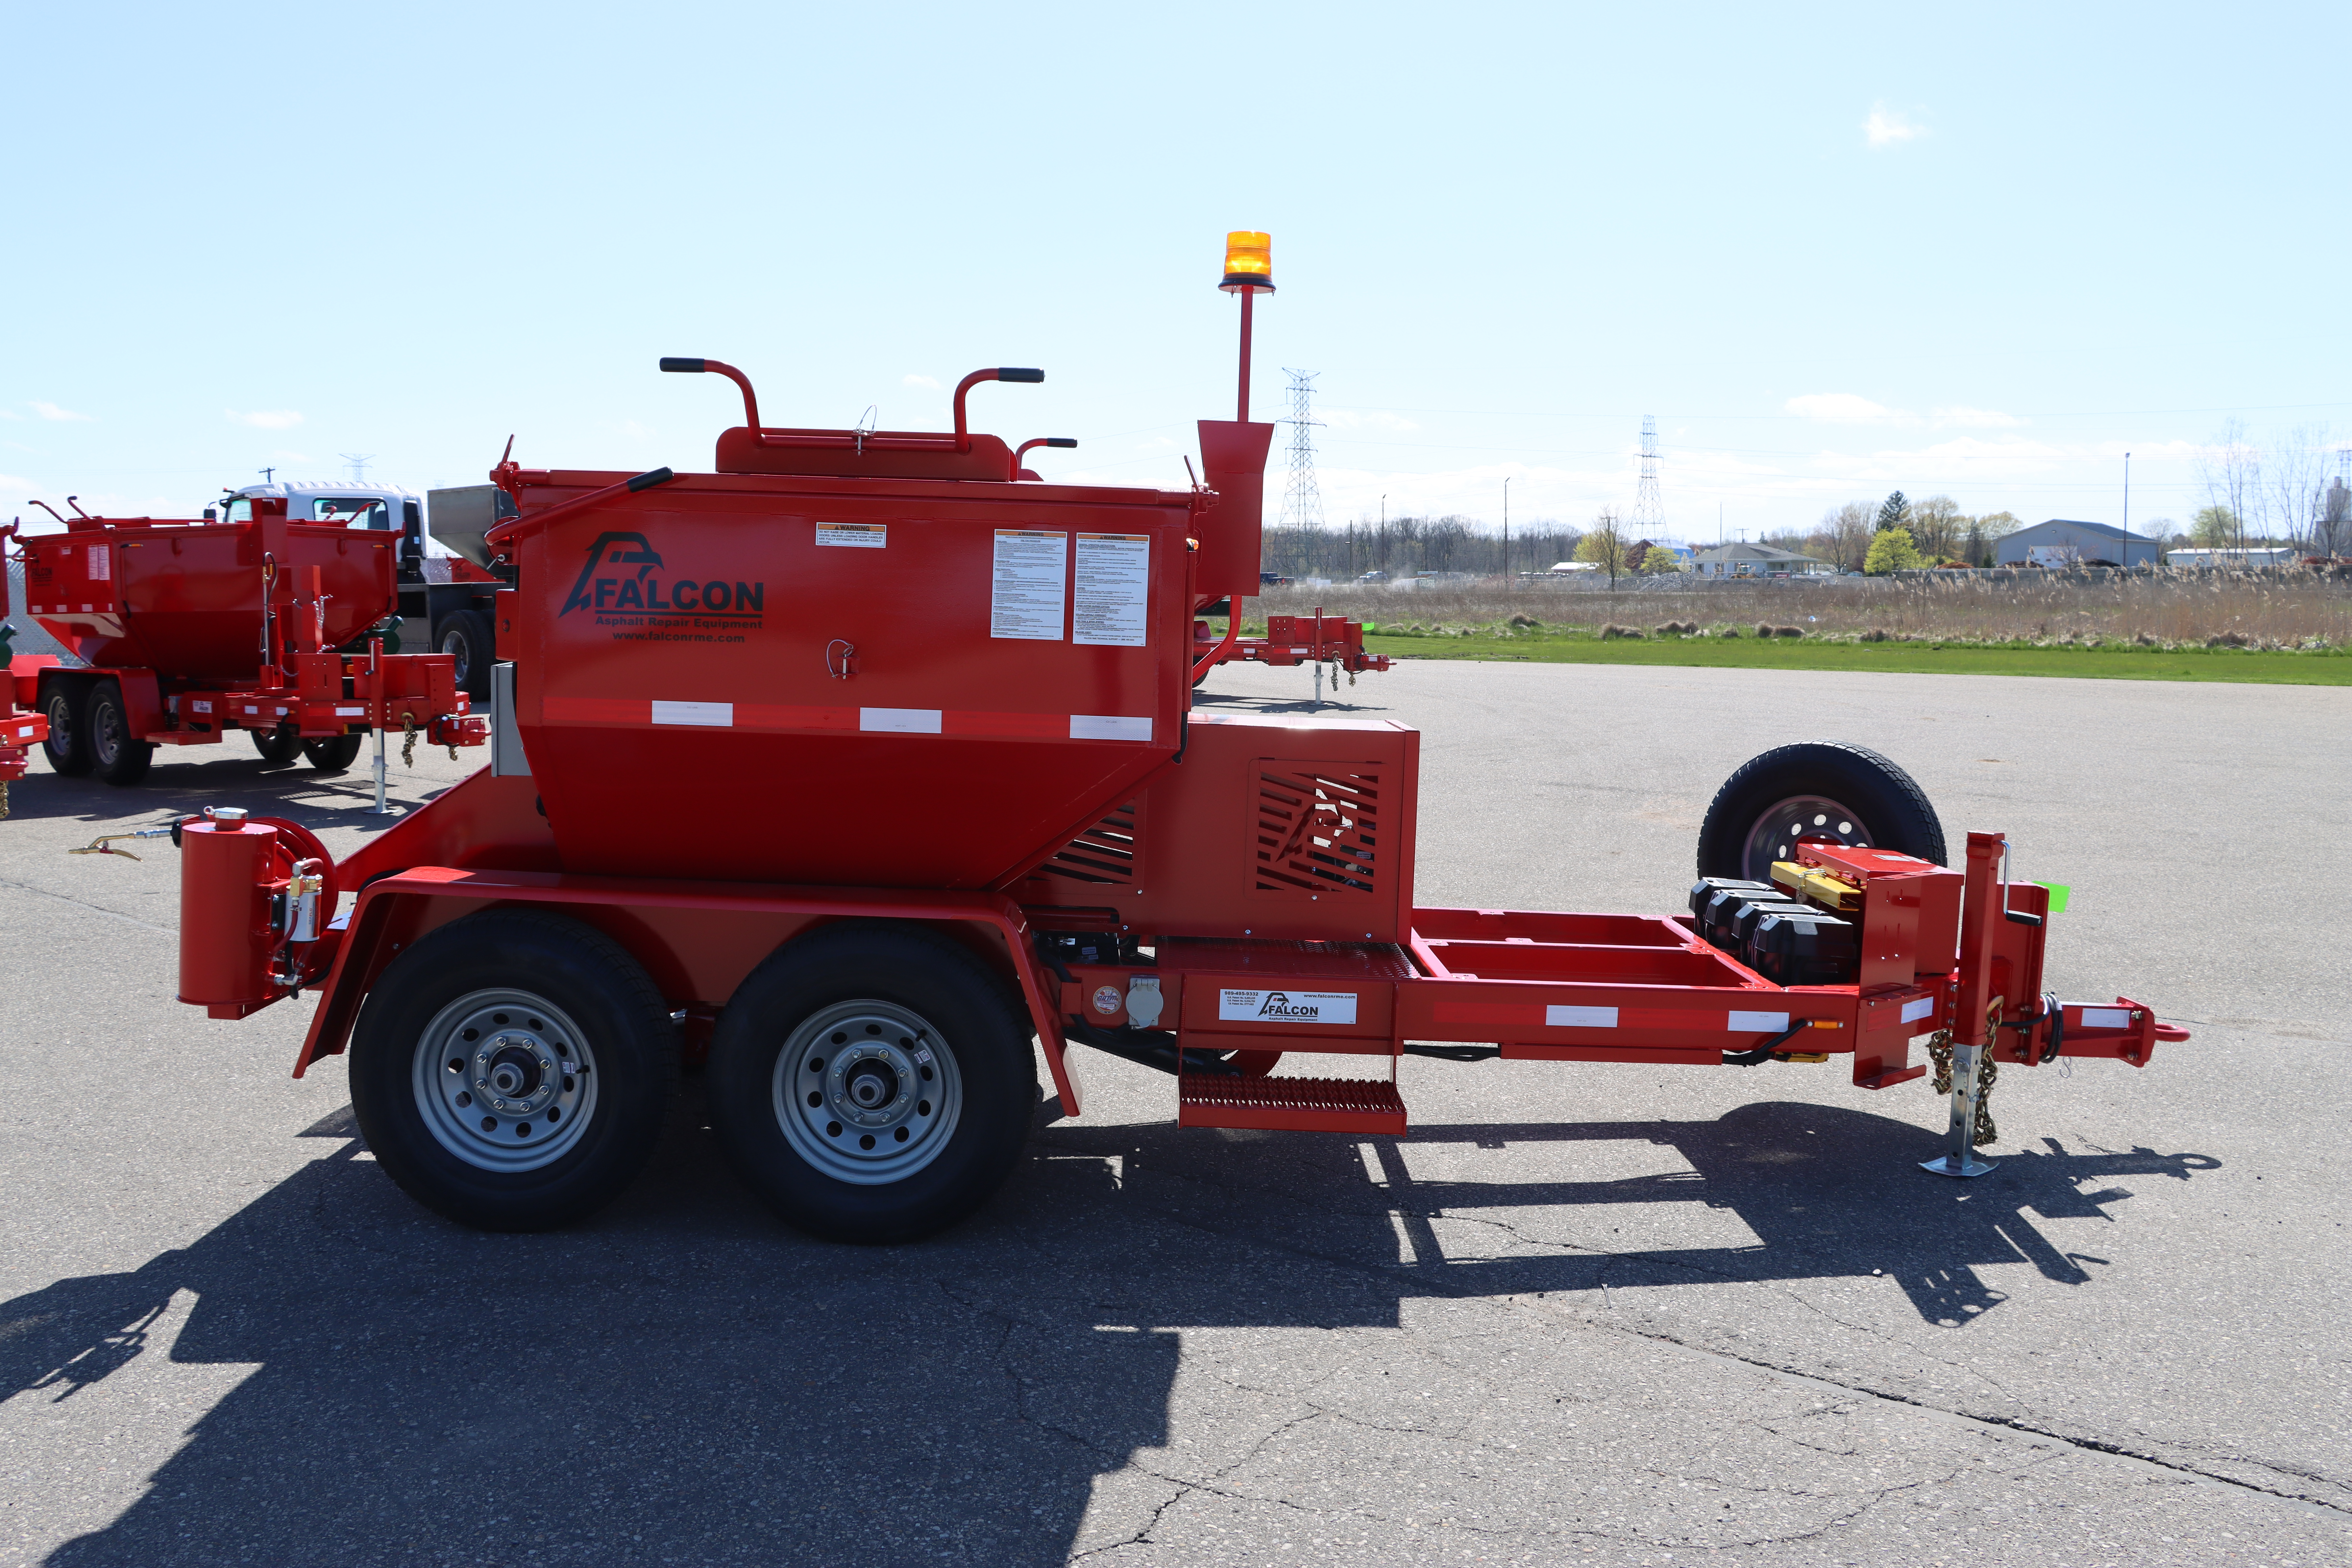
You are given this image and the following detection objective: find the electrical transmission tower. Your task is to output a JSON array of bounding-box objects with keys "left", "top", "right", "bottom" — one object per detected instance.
[
  {"left": 1632, "top": 416, "right": 1664, "bottom": 539},
  {"left": 339, "top": 452, "right": 375, "bottom": 485},
  {"left": 1278, "top": 369, "right": 1325, "bottom": 530}
]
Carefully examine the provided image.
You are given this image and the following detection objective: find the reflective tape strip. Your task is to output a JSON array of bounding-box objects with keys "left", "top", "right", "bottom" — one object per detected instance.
[
  {"left": 1900, "top": 997, "right": 1934, "bottom": 1023},
  {"left": 1071, "top": 714, "right": 1152, "bottom": 742},
  {"left": 335, "top": 706, "right": 365, "bottom": 716},
  {"left": 1728, "top": 1010, "right": 1791, "bottom": 1032},
  {"left": 860, "top": 708, "right": 942, "bottom": 734},
  {"left": 651, "top": 700, "right": 732, "bottom": 727},
  {"left": 2080, "top": 1006, "right": 2130, "bottom": 1030},
  {"left": 1545, "top": 1005, "right": 1618, "bottom": 1029}
]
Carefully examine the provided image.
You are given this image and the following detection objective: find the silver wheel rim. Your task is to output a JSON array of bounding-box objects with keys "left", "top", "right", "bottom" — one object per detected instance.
[
  {"left": 91, "top": 696, "right": 122, "bottom": 765},
  {"left": 441, "top": 629, "right": 470, "bottom": 685},
  {"left": 411, "top": 988, "right": 599, "bottom": 1173},
  {"left": 1741, "top": 794, "right": 1875, "bottom": 883},
  {"left": 772, "top": 1000, "right": 962, "bottom": 1186},
  {"left": 47, "top": 695, "right": 74, "bottom": 756}
]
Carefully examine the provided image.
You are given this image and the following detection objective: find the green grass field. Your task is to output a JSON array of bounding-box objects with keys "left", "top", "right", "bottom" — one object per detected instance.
[{"left": 1353, "top": 632, "right": 2352, "bottom": 685}]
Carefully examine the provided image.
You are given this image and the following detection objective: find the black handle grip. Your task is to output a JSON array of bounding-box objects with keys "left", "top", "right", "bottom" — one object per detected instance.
[
  {"left": 998, "top": 367, "right": 1044, "bottom": 383},
  {"left": 626, "top": 467, "right": 676, "bottom": 492},
  {"left": 1045, "top": 437, "right": 1077, "bottom": 448},
  {"left": 659, "top": 358, "right": 705, "bottom": 373},
  {"left": 2004, "top": 909, "right": 2043, "bottom": 927}
]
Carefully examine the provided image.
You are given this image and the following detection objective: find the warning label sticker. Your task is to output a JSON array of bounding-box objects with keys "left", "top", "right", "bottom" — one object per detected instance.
[
  {"left": 991, "top": 530, "right": 1067, "bottom": 640},
  {"left": 815, "top": 522, "right": 887, "bottom": 548},
  {"left": 1073, "top": 533, "right": 1149, "bottom": 647},
  {"left": 1217, "top": 989, "right": 1359, "bottom": 1026}
]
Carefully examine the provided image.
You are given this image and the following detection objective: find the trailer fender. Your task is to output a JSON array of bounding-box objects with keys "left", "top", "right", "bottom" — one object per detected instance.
[
  {"left": 294, "top": 871, "right": 1082, "bottom": 1115},
  {"left": 113, "top": 668, "right": 166, "bottom": 741}
]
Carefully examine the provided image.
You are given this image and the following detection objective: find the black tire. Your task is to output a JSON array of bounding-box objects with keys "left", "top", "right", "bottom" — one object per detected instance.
[
  {"left": 348, "top": 909, "right": 678, "bottom": 1231},
  {"left": 250, "top": 724, "right": 302, "bottom": 764},
  {"left": 41, "top": 683, "right": 90, "bottom": 776},
  {"left": 302, "top": 733, "right": 365, "bottom": 771},
  {"left": 708, "top": 923, "right": 1036, "bottom": 1244},
  {"left": 1696, "top": 742, "right": 1946, "bottom": 884},
  {"left": 435, "top": 609, "right": 492, "bottom": 698},
  {"left": 87, "top": 681, "right": 153, "bottom": 787}
]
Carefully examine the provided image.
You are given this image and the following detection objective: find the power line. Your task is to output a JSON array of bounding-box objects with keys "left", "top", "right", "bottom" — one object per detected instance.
[{"left": 1277, "top": 369, "right": 1324, "bottom": 531}]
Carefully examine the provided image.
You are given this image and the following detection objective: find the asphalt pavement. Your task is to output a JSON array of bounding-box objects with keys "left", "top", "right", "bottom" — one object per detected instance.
[{"left": 1, "top": 661, "right": 2345, "bottom": 1566}]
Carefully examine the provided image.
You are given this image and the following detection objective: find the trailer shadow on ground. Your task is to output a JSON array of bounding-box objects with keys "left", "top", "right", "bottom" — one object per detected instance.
[
  {"left": 1, "top": 1083, "right": 2219, "bottom": 1566},
  {"left": 4, "top": 759, "right": 454, "bottom": 835}
]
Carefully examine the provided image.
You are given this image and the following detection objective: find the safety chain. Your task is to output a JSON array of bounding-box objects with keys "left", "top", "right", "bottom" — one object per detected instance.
[
  {"left": 399, "top": 711, "right": 419, "bottom": 768},
  {"left": 1925, "top": 1024, "right": 2001, "bottom": 1148}
]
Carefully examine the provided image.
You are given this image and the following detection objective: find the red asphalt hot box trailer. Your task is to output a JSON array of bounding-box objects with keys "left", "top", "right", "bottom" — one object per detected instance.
[
  {"left": 11, "top": 491, "right": 486, "bottom": 796},
  {"left": 161, "top": 234, "right": 2185, "bottom": 1241}
]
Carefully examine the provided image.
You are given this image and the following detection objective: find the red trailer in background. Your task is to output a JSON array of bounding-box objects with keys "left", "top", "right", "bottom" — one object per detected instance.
[
  {"left": 0, "top": 522, "right": 55, "bottom": 815},
  {"left": 155, "top": 232, "right": 2185, "bottom": 1244},
  {"left": 13, "top": 492, "right": 485, "bottom": 795}
]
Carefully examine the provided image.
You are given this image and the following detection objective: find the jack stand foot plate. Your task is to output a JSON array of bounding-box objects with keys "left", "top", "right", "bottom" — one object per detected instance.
[{"left": 1920, "top": 1154, "right": 1999, "bottom": 1178}]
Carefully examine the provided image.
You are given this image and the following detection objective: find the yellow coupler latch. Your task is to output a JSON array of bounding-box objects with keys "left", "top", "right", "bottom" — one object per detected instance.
[{"left": 1771, "top": 860, "right": 1863, "bottom": 913}]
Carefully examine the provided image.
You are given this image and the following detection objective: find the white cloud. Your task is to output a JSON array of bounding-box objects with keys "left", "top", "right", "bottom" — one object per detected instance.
[
  {"left": 0, "top": 409, "right": 20, "bottom": 421},
  {"left": 227, "top": 409, "right": 304, "bottom": 430},
  {"left": 1864, "top": 106, "right": 1925, "bottom": 148},
  {"left": 902, "top": 374, "right": 939, "bottom": 390},
  {"left": 1786, "top": 393, "right": 1898, "bottom": 423},
  {"left": 1932, "top": 406, "right": 2025, "bottom": 428},
  {"left": 30, "top": 401, "right": 92, "bottom": 422}
]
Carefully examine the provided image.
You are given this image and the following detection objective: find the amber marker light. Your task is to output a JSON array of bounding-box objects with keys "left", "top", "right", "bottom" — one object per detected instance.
[{"left": 1220, "top": 231, "right": 1274, "bottom": 293}]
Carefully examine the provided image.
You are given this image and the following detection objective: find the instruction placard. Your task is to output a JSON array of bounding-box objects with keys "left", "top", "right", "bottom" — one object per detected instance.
[
  {"left": 1073, "top": 533, "right": 1150, "bottom": 647},
  {"left": 991, "top": 530, "right": 1067, "bottom": 640}
]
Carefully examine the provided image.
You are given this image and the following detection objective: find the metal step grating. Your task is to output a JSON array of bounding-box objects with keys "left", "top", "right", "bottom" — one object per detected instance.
[{"left": 1178, "top": 1075, "right": 1407, "bottom": 1135}]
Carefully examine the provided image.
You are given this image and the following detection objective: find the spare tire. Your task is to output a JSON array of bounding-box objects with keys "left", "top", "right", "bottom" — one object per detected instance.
[{"left": 1696, "top": 742, "right": 1946, "bottom": 884}]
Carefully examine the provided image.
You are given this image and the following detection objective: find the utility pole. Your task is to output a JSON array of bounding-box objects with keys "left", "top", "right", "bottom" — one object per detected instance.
[
  {"left": 2123, "top": 451, "right": 2132, "bottom": 567},
  {"left": 1502, "top": 476, "right": 1511, "bottom": 583}
]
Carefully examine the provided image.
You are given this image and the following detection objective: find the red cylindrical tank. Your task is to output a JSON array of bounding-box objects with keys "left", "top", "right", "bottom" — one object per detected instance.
[
  {"left": 18, "top": 502, "right": 396, "bottom": 680},
  {"left": 179, "top": 814, "right": 288, "bottom": 1015}
]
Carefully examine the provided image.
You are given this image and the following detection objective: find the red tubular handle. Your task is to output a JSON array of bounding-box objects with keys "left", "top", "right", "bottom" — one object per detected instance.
[
  {"left": 953, "top": 367, "right": 1043, "bottom": 452},
  {"left": 660, "top": 358, "right": 761, "bottom": 432}
]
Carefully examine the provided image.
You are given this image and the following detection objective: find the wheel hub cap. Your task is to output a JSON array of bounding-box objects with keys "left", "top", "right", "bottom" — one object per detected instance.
[
  {"left": 773, "top": 1002, "right": 963, "bottom": 1186},
  {"left": 412, "top": 991, "right": 597, "bottom": 1173}
]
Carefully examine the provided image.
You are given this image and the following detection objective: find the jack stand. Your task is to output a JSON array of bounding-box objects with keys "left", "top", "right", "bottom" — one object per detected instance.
[
  {"left": 371, "top": 725, "right": 397, "bottom": 815},
  {"left": 1312, "top": 662, "right": 1323, "bottom": 711},
  {"left": 1920, "top": 1040, "right": 1997, "bottom": 1177}
]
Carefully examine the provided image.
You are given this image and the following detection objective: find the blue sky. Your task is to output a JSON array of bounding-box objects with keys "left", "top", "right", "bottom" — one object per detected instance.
[{"left": 6, "top": 2, "right": 2345, "bottom": 544}]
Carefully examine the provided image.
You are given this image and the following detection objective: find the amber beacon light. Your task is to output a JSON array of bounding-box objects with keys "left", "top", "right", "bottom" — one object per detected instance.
[{"left": 1220, "top": 230, "right": 1274, "bottom": 293}]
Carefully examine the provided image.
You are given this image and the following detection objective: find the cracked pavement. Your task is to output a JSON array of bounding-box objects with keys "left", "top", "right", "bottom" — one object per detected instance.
[{"left": 1, "top": 661, "right": 2345, "bottom": 1565}]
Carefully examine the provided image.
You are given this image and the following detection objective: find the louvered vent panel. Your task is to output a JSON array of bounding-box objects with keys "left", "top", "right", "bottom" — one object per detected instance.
[
  {"left": 1034, "top": 802, "right": 1141, "bottom": 886},
  {"left": 1253, "top": 765, "right": 1381, "bottom": 898}
]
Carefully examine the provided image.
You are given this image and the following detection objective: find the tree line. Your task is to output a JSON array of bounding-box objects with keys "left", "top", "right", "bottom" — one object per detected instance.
[{"left": 1260, "top": 516, "right": 1591, "bottom": 581}]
